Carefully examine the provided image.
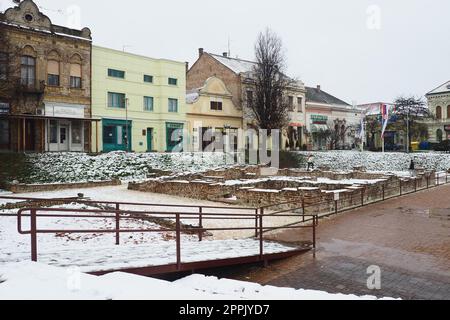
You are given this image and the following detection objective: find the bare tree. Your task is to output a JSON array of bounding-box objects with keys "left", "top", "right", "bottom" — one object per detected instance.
[
  {"left": 394, "top": 96, "right": 430, "bottom": 152},
  {"left": 327, "top": 119, "right": 352, "bottom": 150},
  {"left": 249, "top": 29, "right": 295, "bottom": 135}
]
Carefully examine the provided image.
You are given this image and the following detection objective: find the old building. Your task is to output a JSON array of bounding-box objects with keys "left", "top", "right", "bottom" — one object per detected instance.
[
  {"left": 91, "top": 46, "right": 187, "bottom": 153},
  {"left": 0, "top": 0, "right": 96, "bottom": 153},
  {"left": 187, "top": 49, "right": 306, "bottom": 150},
  {"left": 306, "top": 86, "right": 362, "bottom": 150},
  {"left": 186, "top": 76, "right": 243, "bottom": 151},
  {"left": 425, "top": 80, "right": 450, "bottom": 143}
]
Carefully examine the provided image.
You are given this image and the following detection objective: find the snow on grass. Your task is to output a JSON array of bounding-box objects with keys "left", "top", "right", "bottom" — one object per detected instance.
[
  {"left": 0, "top": 262, "right": 398, "bottom": 300},
  {"left": 296, "top": 151, "right": 450, "bottom": 172},
  {"left": 17, "top": 152, "right": 236, "bottom": 184}
]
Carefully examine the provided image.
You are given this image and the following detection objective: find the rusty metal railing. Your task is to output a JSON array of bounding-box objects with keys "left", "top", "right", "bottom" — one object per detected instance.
[{"left": 15, "top": 207, "right": 318, "bottom": 267}]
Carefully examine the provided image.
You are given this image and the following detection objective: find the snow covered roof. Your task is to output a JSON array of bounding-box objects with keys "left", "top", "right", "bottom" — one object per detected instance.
[
  {"left": 426, "top": 80, "right": 450, "bottom": 96},
  {"left": 209, "top": 53, "right": 257, "bottom": 74}
]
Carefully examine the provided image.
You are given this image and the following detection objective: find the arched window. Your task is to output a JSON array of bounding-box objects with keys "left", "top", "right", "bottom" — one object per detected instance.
[
  {"left": 20, "top": 55, "right": 35, "bottom": 86},
  {"left": 70, "top": 54, "right": 82, "bottom": 88},
  {"left": 436, "top": 106, "right": 442, "bottom": 120},
  {"left": 436, "top": 129, "right": 443, "bottom": 143},
  {"left": 447, "top": 105, "right": 450, "bottom": 119},
  {"left": 47, "top": 60, "right": 60, "bottom": 86}
]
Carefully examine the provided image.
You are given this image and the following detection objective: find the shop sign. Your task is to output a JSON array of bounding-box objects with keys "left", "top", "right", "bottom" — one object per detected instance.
[
  {"left": 45, "top": 104, "right": 85, "bottom": 119},
  {"left": 311, "top": 115, "right": 328, "bottom": 124}
]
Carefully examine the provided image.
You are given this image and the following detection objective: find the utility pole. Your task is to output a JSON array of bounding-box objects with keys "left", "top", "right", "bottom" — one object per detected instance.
[
  {"left": 406, "top": 110, "right": 410, "bottom": 154},
  {"left": 125, "top": 97, "right": 129, "bottom": 152}
]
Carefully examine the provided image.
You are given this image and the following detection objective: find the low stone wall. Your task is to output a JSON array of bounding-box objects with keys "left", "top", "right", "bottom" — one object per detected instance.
[{"left": 7, "top": 179, "right": 121, "bottom": 194}]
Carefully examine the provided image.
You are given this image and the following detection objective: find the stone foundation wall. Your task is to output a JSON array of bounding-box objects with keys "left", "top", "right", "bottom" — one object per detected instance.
[{"left": 7, "top": 179, "right": 121, "bottom": 194}]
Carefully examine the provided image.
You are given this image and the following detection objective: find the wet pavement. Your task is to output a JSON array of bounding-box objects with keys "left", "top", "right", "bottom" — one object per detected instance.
[{"left": 228, "top": 184, "right": 450, "bottom": 300}]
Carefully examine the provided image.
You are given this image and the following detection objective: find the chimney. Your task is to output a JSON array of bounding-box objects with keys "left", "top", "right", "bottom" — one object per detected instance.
[
  {"left": 198, "top": 48, "right": 204, "bottom": 58},
  {"left": 185, "top": 62, "right": 189, "bottom": 73},
  {"left": 222, "top": 52, "right": 228, "bottom": 58},
  {"left": 317, "top": 85, "right": 321, "bottom": 91}
]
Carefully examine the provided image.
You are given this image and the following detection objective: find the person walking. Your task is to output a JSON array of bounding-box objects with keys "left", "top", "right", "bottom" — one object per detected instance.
[
  {"left": 409, "top": 158, "right": 415, "bottom": 176},
  {"left": 307, "top": 154, "right": 315, "bottom": 171}
]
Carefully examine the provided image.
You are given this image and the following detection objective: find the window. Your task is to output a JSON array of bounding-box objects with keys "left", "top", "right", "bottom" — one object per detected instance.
[
  {"left": 21, "top": 56, "right": 35, "bottom": 86},
  {"left": 437, "top": 129, "right": 443, "bottom": 143},
  {"left": 108, "top": 92, "right": 126, "bottom": 108},
  {"left": 144, "top": 96, "right": 154, "bottom": 111},
  {"left": 0, "top": 120, "right": 9, "bottom": 145},
  {"left": 144, "top": 75, "right": 153, "bottom": 83},
  {"left": 0, "top": 52, "right": 7, "bottom": 80},
  {"left": 103, "top": 126, "right": 115, "bottom": 144},
  {"left": 247, "top": 91, "right": 254, "bottom": 108},
  {"left": 108, "top": 68, "right": 125, "bottom": 79},
  {"left": 49, "top": 121, "right": 58, "bottom": 144},
  {"left": 168, "top": 78, "right": 178, "bottom": 86},
  {"left": 288, "top": 96, "right": 294, "bottom": 111},
  {"left": 297, "top": 97, "right": 303, "bottom": 112},
  {"left": 47, "top": 60, "right": 59, "bottom": 86},
  {"left": 436, "top": 106, "right": 442, "bottom": 120},
  {"left": 71, "top": 121, "right": 83, "bottom": 144},
  {"left": 447, "top": 106, "right": 450, "bottom": 120},
  {"left": 210, "top": 101, "right": 223, "bottom": 111},
  {"left": 168, "top": 98, "right": 178, "bottom": 112},
  {"left": 70, "top": 63, "right": 82, "bottom": 88}
]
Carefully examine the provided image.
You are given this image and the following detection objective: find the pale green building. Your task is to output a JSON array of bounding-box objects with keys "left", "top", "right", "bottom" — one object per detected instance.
[{"left": 91, "top": 46, "right": 187, "bottom": 153}]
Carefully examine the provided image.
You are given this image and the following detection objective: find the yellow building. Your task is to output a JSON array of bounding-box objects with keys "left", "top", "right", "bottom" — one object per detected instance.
[
  {"left": 91, "top": 46, "right": 187, "bottom": 153},
  {"left": 186, "top": 77, "right": 243, "bottom": 151}
]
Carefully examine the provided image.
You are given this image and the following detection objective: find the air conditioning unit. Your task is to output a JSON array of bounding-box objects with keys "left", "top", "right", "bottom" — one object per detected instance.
[{"left": 36, "top": 107, "right": 45, "bottom": 116}]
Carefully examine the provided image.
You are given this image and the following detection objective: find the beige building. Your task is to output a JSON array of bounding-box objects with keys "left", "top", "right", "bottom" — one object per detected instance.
[
  {"left": 425, "top": 80, "right": 450, "bottom": 142},
  {"left": 186, "top": 77, "right": 243, "bottom": 151},
  {"left": 187, "top": 49, "right": 306, "bottom": 150},
  {"left": 0, "top": 0, "right": 95, "bottom": 153}
]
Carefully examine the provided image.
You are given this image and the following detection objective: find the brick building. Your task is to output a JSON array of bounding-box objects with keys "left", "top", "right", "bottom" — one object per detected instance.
[
  {"left": 0, "top": 0, "right": 97, "bottom": 153},
  {"left": 187, "top": 49, "right": 307, "bottom": 150}
]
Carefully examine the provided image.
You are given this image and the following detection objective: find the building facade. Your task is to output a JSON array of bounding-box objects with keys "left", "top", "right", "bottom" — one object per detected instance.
[
  {"left": 186, "top": 76, "right": 243, "bottom": 151},
  {"left": 91, "top": 46, "right": 187, "bottom": 153},
  {"left": 187, "top": 49, "right": 306, "bottom": 150},
  {"left": 305, "top": 86, "right": 361, "bottom": 150},
  {"left": 425, "top": 80, "right": 450, "bottom": 143},
  {"left": 0, "top": 0, "right": 95, "bottom": 153}
]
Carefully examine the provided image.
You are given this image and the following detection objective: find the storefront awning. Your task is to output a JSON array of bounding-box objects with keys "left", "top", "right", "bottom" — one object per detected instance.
[
  {"left": 0, "top": 114, "right": 101, "bottom": 122},
  {"left": 311, "top": 124, "right": 329, "bottom": 133}
]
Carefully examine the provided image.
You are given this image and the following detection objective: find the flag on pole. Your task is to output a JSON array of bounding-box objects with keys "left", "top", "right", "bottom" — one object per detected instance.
[{"left": 381, "top": 104, "right": 390, "bottom": 138}]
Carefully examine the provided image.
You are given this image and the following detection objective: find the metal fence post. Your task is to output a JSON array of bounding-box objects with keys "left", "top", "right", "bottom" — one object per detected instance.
[
  {"left": 176, "top": 213, "right": 181, "bottom": 270},
  {"left": 313, "top": 215, "right": 316, "bottom": 249},
  {"left": 30, "top": 209, "right": 38, "bottom": 262},
  {"left": 198, "top": 207, "right": 203, "bottom": 242},
  {"left": 115, "top": 203, "right": 120, "bottom": 245},
  {"left": 259, "top": 208, "right": 264, "bottom": 259},
  {"left": 361, "top": 189, "right": 364, "bottom": 206},
  {"left": 302, "top": 198, "right": 306, "bottom": 222},
  {"left": 382, "top": 184, "right": 385, "bottom": 201},
  {"left": 400, "top": 180, "right": 403, "bottom": 196},
  {"left": 334, "top": 200, "right": 338, "bottom": 215},
  {"left": 255, "top": 208, "right": 259, "bottom": 238}
]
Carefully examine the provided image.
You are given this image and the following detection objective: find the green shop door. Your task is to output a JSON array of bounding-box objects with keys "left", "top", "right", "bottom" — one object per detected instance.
[
  {"left": 102, "top": 119, "right": 132, "bottom": 152},
  {"left": 166, "top": 122, "right": 184, "bottom": 152},
  {"left": 146, "top": 128, "right": 153, "bottom": 152}
]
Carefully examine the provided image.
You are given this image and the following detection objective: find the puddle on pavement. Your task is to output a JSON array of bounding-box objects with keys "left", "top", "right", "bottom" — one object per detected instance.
[{"left": 401, "top": 208, "right": 450, "bottom": 220}]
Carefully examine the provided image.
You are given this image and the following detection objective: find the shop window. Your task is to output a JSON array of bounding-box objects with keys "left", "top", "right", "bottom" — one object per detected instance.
[
  {"left": 0, "top": 120, "right": 9, "bottom": 144},
  {"left": 50, "top": 121, "right": 58, "bottom": 143},
  {"left": 72, "top": 121, "right": 82, "bottom": 144}
]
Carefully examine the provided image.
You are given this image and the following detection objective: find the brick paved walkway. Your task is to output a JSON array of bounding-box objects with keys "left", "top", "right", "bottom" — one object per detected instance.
[{"left": 230, "top": 184, "right": 450, "bottom": 300}]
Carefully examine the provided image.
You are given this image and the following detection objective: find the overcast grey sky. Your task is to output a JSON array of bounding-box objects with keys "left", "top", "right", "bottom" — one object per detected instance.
[{"left": 1, "top": 0, "right": 449, "bottom": 104}]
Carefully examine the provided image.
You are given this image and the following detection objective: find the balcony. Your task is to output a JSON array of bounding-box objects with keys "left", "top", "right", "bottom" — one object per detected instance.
[{"left": 16, "top": 79, "right": 45, "bottom": 94}]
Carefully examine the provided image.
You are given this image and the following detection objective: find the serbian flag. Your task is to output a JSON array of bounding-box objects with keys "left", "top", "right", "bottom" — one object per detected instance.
[{"left": 381, "top": 104, "right": 390, "bottom": 138}]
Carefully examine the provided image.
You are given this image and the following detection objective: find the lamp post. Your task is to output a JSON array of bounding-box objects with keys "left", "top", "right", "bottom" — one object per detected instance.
[{"left": 125, "top": 97, "right": 129, "bottom": 152}]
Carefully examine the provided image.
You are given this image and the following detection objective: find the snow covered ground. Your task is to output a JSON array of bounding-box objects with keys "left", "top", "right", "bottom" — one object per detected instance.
[
  {"left": 296, "top": 151, "right": 450, "bottom": 172},
  {"left": 0, "top": 262, "right": 398, "bottom": 300},
  {"left": 0, "top": 185, "right": 303, "bottom": 240},
  {"left": 14, "top": 152, "right": 236, "bottom": 184}
]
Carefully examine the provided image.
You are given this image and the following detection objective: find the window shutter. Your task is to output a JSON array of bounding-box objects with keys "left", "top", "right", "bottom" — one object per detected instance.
[
  {"left": 70, "top": 64, "right": 82, "bottom": 77},
  {"left": 47, "top": 60, "right": 59, "bottom": 75}
]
